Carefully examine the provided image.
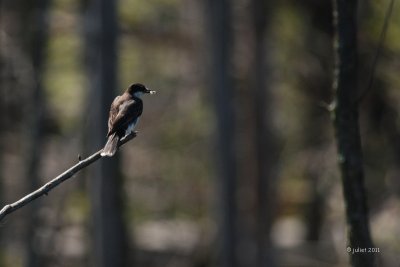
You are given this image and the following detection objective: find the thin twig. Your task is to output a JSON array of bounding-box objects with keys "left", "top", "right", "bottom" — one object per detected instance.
[
  {"left": 357, "top": 0, "right": 395, "bottom": 103},
  {"left": 0, "top": 132, "right": 137, "bottom": 223}
]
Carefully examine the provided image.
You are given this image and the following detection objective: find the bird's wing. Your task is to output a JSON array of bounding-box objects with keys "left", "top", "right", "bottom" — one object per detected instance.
[
  {"left": 107, "top": 96, "right": 120, "bottom": 132},
  {"left": 107, "top": 98, "right": 142, "bottom": 136}
]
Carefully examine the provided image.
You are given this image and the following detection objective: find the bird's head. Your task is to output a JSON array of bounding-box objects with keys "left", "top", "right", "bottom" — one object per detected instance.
[{"left": 127, "top": 83, "right": 156, "bottom": 98}]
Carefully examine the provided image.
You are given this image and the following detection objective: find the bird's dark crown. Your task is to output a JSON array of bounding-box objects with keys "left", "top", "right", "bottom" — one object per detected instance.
[
  {"left": 127, "top": 83, "right": 148, "bottom": 94},
  {"left": 126, "top": 83, "right": 156, "bottom": 96}
]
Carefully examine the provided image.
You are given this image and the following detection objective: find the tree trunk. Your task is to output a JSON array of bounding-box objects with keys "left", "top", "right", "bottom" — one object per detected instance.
[
  {"left": 24, "top": 0, "right": 50, "bottom": 266},
  {"left": 332, "top": 0, "right": 375, "bottom": 266},
  {"left": 205, "top": 1, "right": 237, "bottom": 267},
  {"left": 83, "top": 0, "right": 128, "bottom": 266},
  {"left": 251, "top": 0, "right": 276, "bottom": 266}
]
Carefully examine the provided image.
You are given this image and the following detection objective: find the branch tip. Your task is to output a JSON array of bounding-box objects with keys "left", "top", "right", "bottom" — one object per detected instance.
[{"left": 0, "top": 133, "right": 137, "bottom": 222}]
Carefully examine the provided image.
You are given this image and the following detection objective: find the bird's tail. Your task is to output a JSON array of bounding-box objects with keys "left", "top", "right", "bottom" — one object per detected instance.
[{"left": 101, "top": 133, "right": 119, "bottom": 157}]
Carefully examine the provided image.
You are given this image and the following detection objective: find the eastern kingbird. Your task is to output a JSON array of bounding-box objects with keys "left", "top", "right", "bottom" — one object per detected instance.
[{"left": 101, "top": 83, "right": 156, "bottom": 157}]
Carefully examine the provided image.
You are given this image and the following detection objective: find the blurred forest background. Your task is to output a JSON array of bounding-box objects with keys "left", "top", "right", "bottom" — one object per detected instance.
[{"left": 0, "top": 0, "right": 400, "bottom": 266}]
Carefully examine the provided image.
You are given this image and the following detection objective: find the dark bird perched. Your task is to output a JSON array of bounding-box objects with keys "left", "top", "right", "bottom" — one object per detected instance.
[{"left": 101, "top": 83, "right": 156, "bottom": 157}]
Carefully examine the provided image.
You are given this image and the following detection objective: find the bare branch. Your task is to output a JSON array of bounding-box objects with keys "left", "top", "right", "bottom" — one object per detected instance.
[{"left": 0, "top": 132, "right": 137, "bottom": 222}]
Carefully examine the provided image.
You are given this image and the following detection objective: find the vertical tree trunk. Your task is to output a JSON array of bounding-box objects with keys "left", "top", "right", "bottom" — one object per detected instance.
[
  {"left": 0, "top": 4, "right": 5, "bottom": 262},
  {"left": 0, "top": 4, "right": 5, "bottom": 265},
  {"left": 332, "top": 0, "right": 375, "bottom": 266},
  {"left": 24, "top": 0, "right": 50, "bottom": 266},
  {"left": 0, "top": 1, "right": 50, "bottom": 265},
  {"left": 84, "top": 0, "right": 128, "bottom": 266},
  {"left": 250, "top": 0, "right": 276, "bottom": 266},
  {"left": 205, "top": 1, "right": 237, "bottom": 267}
]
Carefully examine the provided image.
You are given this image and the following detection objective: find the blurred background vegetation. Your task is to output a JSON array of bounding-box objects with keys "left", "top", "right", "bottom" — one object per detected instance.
[{"left": 0, "top": 0, "right": 400, "bottom": 266}]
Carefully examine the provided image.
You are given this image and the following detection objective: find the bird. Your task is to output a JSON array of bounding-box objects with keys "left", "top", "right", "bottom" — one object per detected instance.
[{"left": 101, "top": 83, "right": 156, "bottom": 157}]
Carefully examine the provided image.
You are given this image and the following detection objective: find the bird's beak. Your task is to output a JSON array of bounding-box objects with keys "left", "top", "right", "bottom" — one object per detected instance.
[{"left": 146, "top": 88, "right": 157, "bottom": 94}]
